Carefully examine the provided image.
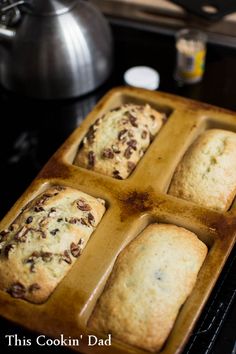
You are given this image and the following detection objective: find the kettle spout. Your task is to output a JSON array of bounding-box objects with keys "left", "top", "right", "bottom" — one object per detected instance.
[{"left": 0, "top": 26, "right": 15, "bottom": 42}]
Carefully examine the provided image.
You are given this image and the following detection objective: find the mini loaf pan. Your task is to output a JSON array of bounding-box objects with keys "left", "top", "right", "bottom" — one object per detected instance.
[{"left": 0, "top": 87, "right": 236, "bottom": 354}]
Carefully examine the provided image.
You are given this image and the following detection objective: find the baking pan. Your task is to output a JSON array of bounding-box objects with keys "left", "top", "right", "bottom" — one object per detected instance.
[{"left": 0, "top": 86, "right": 235, "bottom": 354}]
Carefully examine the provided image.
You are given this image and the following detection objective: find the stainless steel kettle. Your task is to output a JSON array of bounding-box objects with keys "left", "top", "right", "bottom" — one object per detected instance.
[{"left": 0, "top": 0, "right": 113, "bottom": 99}]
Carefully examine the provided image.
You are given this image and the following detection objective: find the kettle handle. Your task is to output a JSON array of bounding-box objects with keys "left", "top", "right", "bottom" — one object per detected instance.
[
  {"left": 0, "top": 0, "right": 28, "bottom": 42},
  {"left": 0, "top": 0, "right": 26, "bottom": 14}
]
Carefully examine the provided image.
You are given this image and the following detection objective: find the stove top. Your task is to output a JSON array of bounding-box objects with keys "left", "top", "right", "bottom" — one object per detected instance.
[{"left": 0, "top": 20, "right": 235, "bottom": 354}]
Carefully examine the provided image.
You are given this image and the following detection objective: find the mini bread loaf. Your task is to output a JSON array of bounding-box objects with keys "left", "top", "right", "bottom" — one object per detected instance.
[
  {"left": 0, "top": 186, "right": 105, "bottom": 303},
  {"left": 89, "top": 224, "right": 207, "bottom": 352},
  {"left": 169, "top": 129, "right": 236, "bottom": 212},
  {"left": 74, "top": 104, "right": 166, "bottom": 179}
]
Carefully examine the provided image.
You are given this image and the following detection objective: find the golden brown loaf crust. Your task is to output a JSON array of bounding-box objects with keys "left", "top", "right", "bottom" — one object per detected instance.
[
  {"left": 0, "top": 186, "right": 105, "bottom": 303},
  {"left": 74, "top": 104, "right": 165, "bottom": 179},
  {"left": 89, "top": 223, "right": 207, "bottom": 352},
  {"left": 169, "top": 129, "right": 236, "bottom": 212}
]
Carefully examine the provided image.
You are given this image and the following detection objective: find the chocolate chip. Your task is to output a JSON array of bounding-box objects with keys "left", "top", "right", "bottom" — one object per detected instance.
[
  {"left": 70, "top": 242, "right": 82, "bottom": 258},
  {"left": 154, "top": 270, "right": 163, "bottom": 280},
  {"left": 88, "top": 151, "right": 95, "bottom": 168},
  {"left": 26, "top": 216, "right": 33, "bottom": 224},
  {"left": 113, "top": 170, "right": 123, "bottom": 180},
  {"left": 29, "top": 283, "right": 40, "bottom": 293},
  {"left": 50, "top": 229, "right": 59, "bottom": 236},
  {"left": 26, "top": 255, "right": 34, "bottom": 263},
  {"left": 102, "top": 148, "right": 114, "bottom": 159},
  {"left": 8, "top": 282, "right": 26, "bottom": 299},
  {"left": 57, "top": 218, "right": 63, "bottom": 222},
  {"left": 150, "top": 114, "right": 156, "bottom": 120},
  {"left": 78, "top": 238, "right": 84, "bottom": 245}
]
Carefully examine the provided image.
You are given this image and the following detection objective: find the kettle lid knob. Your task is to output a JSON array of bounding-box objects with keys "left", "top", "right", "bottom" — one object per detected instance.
[{"left": 26, "top": 0, "right": 77, "bottom": 15}]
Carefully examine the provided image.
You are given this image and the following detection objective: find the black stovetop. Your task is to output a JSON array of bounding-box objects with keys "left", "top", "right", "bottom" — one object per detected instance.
[{"left": 0, "top": 21, "right": 235, "bottom": 354}]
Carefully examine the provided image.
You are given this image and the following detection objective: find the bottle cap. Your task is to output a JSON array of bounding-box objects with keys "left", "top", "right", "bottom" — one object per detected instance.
[{"left": 124, "top": 66, "right": 160, "bottom": 90}]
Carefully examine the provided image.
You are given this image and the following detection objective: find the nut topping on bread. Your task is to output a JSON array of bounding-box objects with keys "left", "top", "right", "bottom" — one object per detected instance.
[
  {"left": 74, "top": 104, "right": 166, "bottom": 179},
  {"left": 0, "top": 186, "right": 105, "bottom": 303}
]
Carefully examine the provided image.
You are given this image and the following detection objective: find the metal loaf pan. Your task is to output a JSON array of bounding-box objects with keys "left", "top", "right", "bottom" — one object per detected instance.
[{"left": 0, "top": 87, "right": 236, "bottom": 354}]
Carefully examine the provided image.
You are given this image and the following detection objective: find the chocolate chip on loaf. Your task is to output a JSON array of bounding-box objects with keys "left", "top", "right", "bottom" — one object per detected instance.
[
  {"left": 8, "top": 282, "right": 26, "bottom": 299},
  {"left": 26, "top": 216, "right": 33, "bottom": 224},
  {"left": 113, "top": 170, "right": 123, "bottom": 180},
  {"left": 50, "top": 229, "right": 59, "bottom": 236},
  {"left": 29, "top": 283, "right": 41, "bottom": 293}
]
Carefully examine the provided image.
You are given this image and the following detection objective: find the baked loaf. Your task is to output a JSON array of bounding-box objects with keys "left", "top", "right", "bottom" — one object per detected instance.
[
  {"left": 169, "top": 129, "right": 236, "bottom": 212},
  {"left": 0, "top": 186, "right": 105, "bottom": 303},
  {"left": 89, "top": 223, "right": 207, "bottom": 352},
  {"left": 74, "top": 104, "right": 165, "bottom": 179}
]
